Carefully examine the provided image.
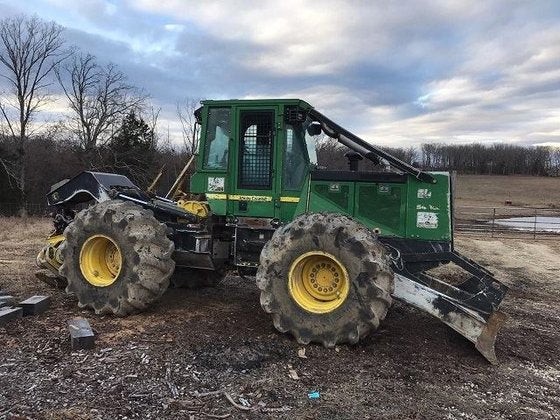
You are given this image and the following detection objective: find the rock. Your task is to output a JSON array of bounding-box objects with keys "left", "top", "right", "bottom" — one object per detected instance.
[
  {"left": 0, "top": 306, "right": 23, "bottom": 325},
  {"left": 68, "top": 318, "right": 95, "bottom": 350},
  {"left": 34, "top": 271, "right": 67, "bottom": 289},
  {"left": 19, "top": 295, "right": 51, "bottom": 316},
  {"left": 297, "top": 348, "right": 307, "bottom": 358},
  {"left": 0, "top": 295, "right": 15, "bottom": 308},
  {"left": 288, "top": 369, "right": 299, "bottom": 380}
]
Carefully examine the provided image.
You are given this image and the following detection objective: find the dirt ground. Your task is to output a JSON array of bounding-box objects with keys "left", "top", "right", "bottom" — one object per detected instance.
[{"left": 1, "top": 217, "right": 560, "bottom": 419}]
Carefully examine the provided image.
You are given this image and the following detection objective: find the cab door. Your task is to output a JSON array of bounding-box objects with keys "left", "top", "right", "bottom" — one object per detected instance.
[
  {"left": 229, "top": 106, "right": 280, "bottom": 218},
  {"left": 277, "top": 118, "right": 310, "bottom": 221}
]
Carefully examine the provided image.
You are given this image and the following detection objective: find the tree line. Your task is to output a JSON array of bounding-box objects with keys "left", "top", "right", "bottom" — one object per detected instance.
[
  {"left": 0, "top": 15, "right": 558, "bottom": 215},
  {"left": 317, "top": 140, "right": 560, "bottom": 177}
]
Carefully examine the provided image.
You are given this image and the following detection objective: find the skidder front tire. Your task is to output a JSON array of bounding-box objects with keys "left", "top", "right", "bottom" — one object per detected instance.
[
  {"left": 257, "top": 213, "right": 394, "bottom": 347},
  {"left": 59, "top": 200, "right": 175, "bottom": 316}
]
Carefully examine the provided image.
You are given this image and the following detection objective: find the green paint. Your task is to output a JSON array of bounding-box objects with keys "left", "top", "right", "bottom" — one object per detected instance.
[{"left": 190, "top": 99, "right": 452, "bottom": 241}]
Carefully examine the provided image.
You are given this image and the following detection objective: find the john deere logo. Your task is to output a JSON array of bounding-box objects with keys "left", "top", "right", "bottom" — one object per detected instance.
[{"left": 329, "top": 183, "right": 340, "bottom": 192}]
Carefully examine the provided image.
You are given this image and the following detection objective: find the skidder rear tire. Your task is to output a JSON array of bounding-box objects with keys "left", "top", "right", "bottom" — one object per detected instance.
[
  {"left": 257, "top": 213, "right": 394, "bottom": 347},
  {"left": 59, "top": 200, "right": 175, "bottom": 316}
]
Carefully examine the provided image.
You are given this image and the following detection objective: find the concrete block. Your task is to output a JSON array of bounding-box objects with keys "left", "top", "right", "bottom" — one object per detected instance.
[
  {"left": 68, "top": 318, "right": 95, "bottom": 350},
  {"left": 19, "top": 295, "right": 51, "bottom": 316},
  {"left": 0, "top": 307, "right": 23, "bottom": 325},
  {"left": 0, "top": 295, "right": 15, "bottom": 308},
  {"left": 35, "top": 271, "right": 67, "bottom": 289}
]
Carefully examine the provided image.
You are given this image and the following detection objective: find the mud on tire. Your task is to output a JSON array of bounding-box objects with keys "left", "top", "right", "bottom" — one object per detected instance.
[
  {"left": 59, "top": 200, "right": 175, "bottom": 316},
  {"left": 256, "top": 213, "right": 394, "bottom": 347}
]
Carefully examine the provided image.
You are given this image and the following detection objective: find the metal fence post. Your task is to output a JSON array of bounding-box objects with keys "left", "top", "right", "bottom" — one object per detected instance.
[
  {"left": 491, "top": 208, "right": 496, "bottom": 238},
  {"left": 533, "top": 208, "right": 538, "bottom": 239}
]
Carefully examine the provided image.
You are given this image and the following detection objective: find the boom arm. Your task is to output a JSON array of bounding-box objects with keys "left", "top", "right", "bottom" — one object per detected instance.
[{"left": 308, "top": 109, "right": 437, "bottom": 184}]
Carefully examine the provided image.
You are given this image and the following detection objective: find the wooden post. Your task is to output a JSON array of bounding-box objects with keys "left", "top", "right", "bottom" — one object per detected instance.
[
  {"left": 165, "top": 154, "right": 196, "bottom": 200},
  {"left": 146, "top": 165, "right": 165, "bottom": 194}
]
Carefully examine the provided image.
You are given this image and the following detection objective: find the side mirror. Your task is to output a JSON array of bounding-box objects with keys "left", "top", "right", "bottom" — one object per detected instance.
[{"left": 306, "top": 122, "right": 322, "bottom": 136}]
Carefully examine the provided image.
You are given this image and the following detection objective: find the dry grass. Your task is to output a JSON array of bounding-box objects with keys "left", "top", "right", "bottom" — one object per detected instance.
[
  {"left": 0, "top": 217, "right": 51, "bottom": 294},
  {"left": 455, "top": 174, "right": 560, "bottom": 208},
  {"left": 0, "top": 216, "right": 51, "bottom": 245}
]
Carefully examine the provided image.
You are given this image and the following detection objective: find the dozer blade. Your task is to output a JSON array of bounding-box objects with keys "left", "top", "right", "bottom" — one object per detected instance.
[
  {"left": 386, "top": 244, "right": 509, "bottom": 364},
  {"left": 393, "top": 274, "right": 507, "bottom": 364}
]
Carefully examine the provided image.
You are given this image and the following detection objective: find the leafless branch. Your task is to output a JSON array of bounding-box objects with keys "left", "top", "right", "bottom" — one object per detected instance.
[
  {"left": 55, "top": 50, "right": 148, "bottom": 153},
  {"left": 0, "top": 14, "right": 66, "bottom": 201},
  {"left": 176, "top": 97, "right": 202, "bottom": 155}
]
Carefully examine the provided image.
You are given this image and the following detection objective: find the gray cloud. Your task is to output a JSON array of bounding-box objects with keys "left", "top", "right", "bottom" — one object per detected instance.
[{"left": 1, "top": 0, "right": 560, "bottom": 146}]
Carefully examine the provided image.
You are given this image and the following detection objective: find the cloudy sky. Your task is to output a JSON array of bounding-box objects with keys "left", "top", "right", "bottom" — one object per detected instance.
[{"left": 1, "top": 0, "right": 560, "bottom": 147}]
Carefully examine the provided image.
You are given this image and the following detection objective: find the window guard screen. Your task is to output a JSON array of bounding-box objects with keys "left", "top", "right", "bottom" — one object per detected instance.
[{"left": 238, "top": 110, "right": 274, "bottom": 189}]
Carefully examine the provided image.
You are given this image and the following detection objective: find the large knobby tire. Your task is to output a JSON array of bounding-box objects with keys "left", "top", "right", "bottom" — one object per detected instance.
[
  {"left": 59, "top": 200, "right": 175, "bottom": 316},
  {"left": 257, "top": 213, "right": 394, "bottom": 347},
  {"left": 171, "top": 267, "right": 225, "bottom": 289}
]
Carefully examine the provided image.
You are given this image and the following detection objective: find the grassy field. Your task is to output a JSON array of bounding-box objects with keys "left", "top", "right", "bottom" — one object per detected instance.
[{"left": 455, "top": 175, "right": 560, "bottom": 208}]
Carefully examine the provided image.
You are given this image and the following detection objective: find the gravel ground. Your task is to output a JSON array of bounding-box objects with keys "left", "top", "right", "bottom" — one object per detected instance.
[{"left": 1, "top": 217, "right": 559, "bottom": 419}]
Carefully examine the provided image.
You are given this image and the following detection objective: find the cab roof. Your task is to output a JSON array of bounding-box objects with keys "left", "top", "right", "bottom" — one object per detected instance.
[{"left": 200, "top": 98, "right": 313, "bottom": 109}]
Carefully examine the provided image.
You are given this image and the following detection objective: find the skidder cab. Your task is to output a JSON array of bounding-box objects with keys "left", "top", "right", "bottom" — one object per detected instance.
[{"left": 37, "top": 99, "right": 508, "bottom": 363}]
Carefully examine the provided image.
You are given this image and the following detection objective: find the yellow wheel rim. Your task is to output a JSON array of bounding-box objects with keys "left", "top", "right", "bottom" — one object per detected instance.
[
  {"left": 79, "top": 234, "right": 122, "bottom": 287},
  {"left": 288, "top": 251, "right": 350, "bottom": 314}
]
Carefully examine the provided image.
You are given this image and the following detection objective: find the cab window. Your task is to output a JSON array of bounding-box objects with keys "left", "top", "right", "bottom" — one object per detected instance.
[
  {"left": 203, "top": 108, "right": 230, "bottom": 170},
  {"left": 283, "top": 124, "right": 307, "bottom": 190}
]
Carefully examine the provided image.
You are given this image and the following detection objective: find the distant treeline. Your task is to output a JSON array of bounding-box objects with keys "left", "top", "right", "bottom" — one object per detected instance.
[
  {"left": 2, "top": 128, "right": 559, "bottom": 213},
  {"left": 317, "top": 139, "right": 560, "bottom": 177},
  {"left": 417, "top": 143, "right": 560, "bottom": 176},
  {"left": 0, "top": 118, "right": 189, "bottom": 213}
]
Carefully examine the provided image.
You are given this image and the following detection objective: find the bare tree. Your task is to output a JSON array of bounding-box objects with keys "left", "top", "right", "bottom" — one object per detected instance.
[
  {"left": 145, "top": 105, "right": 160, "bottom": 149},
  {"left": 316, "top": 136, "right": 347, "bottom": 170},
  {"left": 176, "top": 97, "right": 201, "bottom": 155},
  {"left": 552, "top": 148, "right": 560, "bottom": 177},
  {"left": 0, "top": 15, "right": 66, "bottom": 203},
  {"left": 55, "top": 51, "right": 147, "bottom": 158}
]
